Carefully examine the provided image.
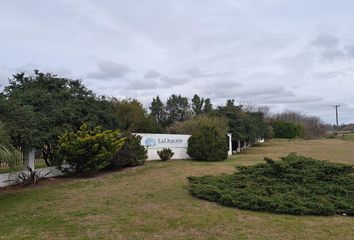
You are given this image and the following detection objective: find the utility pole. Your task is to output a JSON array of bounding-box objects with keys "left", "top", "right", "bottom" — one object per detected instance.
[{"left": 332, "top": 105, "right": 341, "bottom": 134}]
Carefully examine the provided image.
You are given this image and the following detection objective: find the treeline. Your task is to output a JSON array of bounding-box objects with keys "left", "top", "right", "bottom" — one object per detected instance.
[
  {"left": 271, "top": 110, "right": 327, "bottom": 139},
  {"left": 0, "top": 71, "right": 272, "bottom": 165},
  {"left": 0, "top": 71, "right": 329, "bottom": 167}
]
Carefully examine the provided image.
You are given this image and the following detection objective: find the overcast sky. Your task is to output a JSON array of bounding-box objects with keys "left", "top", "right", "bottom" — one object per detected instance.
[{"left": 1, "top": 0, "right": 354, "bottom": 123}]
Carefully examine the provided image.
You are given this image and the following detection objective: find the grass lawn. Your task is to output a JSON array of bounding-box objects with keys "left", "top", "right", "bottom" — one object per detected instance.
[
  {"left": 342, "top": 133, "right": 354, "bottom": 142},
  {"left": 1, "top": 139, "right": 354, "bottom": 240}
]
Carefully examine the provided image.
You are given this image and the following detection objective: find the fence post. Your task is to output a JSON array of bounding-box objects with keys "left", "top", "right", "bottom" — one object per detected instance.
[{"left": 227, "top": 133, "right": 232, "bottom": 155}]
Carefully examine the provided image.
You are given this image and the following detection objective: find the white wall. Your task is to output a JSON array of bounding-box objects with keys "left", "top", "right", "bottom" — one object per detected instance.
[
  {"left": 0, "top": 166, "right": 64, "bottom": 188},
  {"left": 136, "top": 133, "right": 233, "bottom": 160},
  {"left": 136, "top": 133, "right": 191, "bottom": 160}
]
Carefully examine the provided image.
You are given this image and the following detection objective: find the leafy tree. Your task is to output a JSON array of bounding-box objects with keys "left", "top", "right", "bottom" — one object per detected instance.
[
  {"left": 111, "top": 98, "right": 160, "bottom": 133},
  {"left": 149, "top": 96, "right": 166, "bottom": 125},
  {"left": 214, "top": 99, "right": 268, "bottom": 142},
  {"left": 0, "top": 121, "right": 21, "bottom": 170},
  {"left": 1, "top": 70, "right": 116, "bottom": 165},
  {"left": 167, "top": 115, "right": 229, "bottom": 135},
  {"left": 165, "top": 94, "right": 190, "bottom": 123},
  {"left": 203, "top": 98, "right": 213, "bottom": 113},
  {"left": 271, "top": 120, "right": 304, "bottom": 139},
  {"left": 191, "top": 94, "right": 204, "bottom": 115}
]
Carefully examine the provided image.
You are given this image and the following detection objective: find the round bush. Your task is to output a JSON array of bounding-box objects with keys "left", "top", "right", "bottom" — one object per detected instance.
[
  {"left": 187, "top": 126, "right": 228, "bottom": 161},
  {"left": 108, "top": 133, "right": 147, "bottom": 169},
  {"left": 157, "top": 148, "right": 174, "bottom": 161},
  {"left": 57, "top": 124, "right": 125, "bottom": 174},
  {"left": 188, "top": 153, "right": 354, "bottom": 216}
]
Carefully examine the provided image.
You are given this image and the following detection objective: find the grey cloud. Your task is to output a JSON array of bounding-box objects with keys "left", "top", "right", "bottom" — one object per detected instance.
[
  {"left": 311, "top": 33, "right": 339, "bottom": 48},
  {"left": 183, "top": 67, "right": 229, "bottom": 79},
  {"left": 2, "top": 1, "right": 354, "bottom": 123},
  {"left": 213, "top": 80, "right": 242, "bottom": 89},
  {"left": 144, "top": 70, "right": 161, "bottom": 79},
  {"left": 125, "top": 79, "right": 158, "bottom": 90},
  {"left": 87, "top": 60, "right": 133, "bottom": 80},
  {"left": 158, "top": 76, "right": 190, "bottom": 88},
  {"left": 311, "top": 71, "right": 344, "bottom": 80},
  {"left": 345, "top": 45, "right": 354, "bottom": 57},
  {"left": 321, "top": 48, "right": 345, "bottom": 61},
  {"left": 184, "top": 67, "right": 204, "bottom": 78}
]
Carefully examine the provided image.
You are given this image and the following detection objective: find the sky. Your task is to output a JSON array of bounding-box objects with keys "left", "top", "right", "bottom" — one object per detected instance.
[{"left": 0, "top": 0, "right": 354, "bottom": 124}]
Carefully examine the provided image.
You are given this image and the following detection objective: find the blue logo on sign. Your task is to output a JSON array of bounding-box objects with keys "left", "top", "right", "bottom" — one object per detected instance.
[{"left": 145, "top": 138, "right": 156, "bottom": 147}]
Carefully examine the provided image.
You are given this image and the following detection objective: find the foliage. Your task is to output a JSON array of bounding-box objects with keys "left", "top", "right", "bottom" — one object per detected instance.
[
  {"left": 111, "top": 98, "right": 160, "bottom": 133},
  {"left": 167, "top": 115, "right": 229, "bottom": 135},
  {"left": 149, "top": 96, "right": 166, "bottom": 125},
  {"left": 187, "top": 126, "right": 228, "bottom": 161},
  {"left": 165, "top": 94, "right": 191, "bottom": 124},
  {"left": 214, "top": 99, "right": 268, "bottom": 142},
  {"left": 14, "top": 167, "right": 50, "bottom": 187},
  {"left": 191, "top": 94, "right": 204, "bottom": 115},
  {"left": 0, "top": 121, "right": 21, "bottom": 171},
  {"left": 189, "top": 153, "right": 354, "bottom": 216},
  {"left": 108, "top": 133, "right": 147, "bottom": 169},
  {"left": 203, "top": 98, "right": 213, "bottom": 114},
  {"left": 275, "top": 110, "right": 326, "bottom": 139},
  {"left": 271, "top": 120, "right": 304, "bottom": 139},
  {"left": 149, "top": 94, "right": 214, "bottom": 127},
  {"left": 1, "top": 71, "right": 117, "bottom": 166},
  {"left": 57, "top": 124, "right": 125, "bottom": 174},
  {"left": 157, "top": 148, "right": 174, "bottom": 161}
]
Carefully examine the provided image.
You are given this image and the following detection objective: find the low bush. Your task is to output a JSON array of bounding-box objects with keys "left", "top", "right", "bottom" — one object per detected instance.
[
  {"left": 187, "top": 126, "right": 228, "bottom": 161},
  {"left": 108, "top": 133, "right": 147, "bottom": 169},
  {"left": 57, "top": 124, "right": 125, "bottom": 175},
  {"left": 14, "top": 167, "right": 50, "bottom": 187},
  {"left": 157, "top": 148, "right": 174, "bottom": 161},
  {"left": 188, "top": 153, "right": 354, "bottom": 215}
]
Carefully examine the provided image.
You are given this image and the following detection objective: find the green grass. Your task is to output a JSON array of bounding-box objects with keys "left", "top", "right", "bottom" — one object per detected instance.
[
  {"left": 1, "top": 139, "right": 354, "bottom": 239},
  {"left": 342, "top": 133, "right": 354, "bottom": 141}
]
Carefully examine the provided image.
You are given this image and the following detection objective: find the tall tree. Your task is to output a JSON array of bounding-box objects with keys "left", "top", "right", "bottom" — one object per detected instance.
[
  {"left": 166, "top": 94, "right": 190, "bottom": 123},
  {"left": 1, "top": 70, "right": 116, "bottom": 166},
  {"left": 149, "top": 96, "right": 165, "bottom": 125},
  {"left": 111, "top": 98, "right": 160, "bottom": 133},
  {"left": 191, "top": 94, "right": 204, "bottom": 115},
  {"left": 203, "top": 98, "right": 213, "bottom": 113}
]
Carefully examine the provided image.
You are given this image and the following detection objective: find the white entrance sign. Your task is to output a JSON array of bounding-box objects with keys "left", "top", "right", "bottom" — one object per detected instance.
[
  {"left": 136, "top": 133, "right": 191, "bottom": 160},
  {"left": 136, "top": 133, "right": 233, "bottom": 160}
]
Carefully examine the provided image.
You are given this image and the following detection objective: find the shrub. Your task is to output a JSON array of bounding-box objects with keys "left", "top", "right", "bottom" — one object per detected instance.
[
  {"left": 57, "top": 124, "right": 125, "bottom": 175},
  {"left": 188, "top": 153, "right": 354, "bottom": 216},
  {"left": 157, "top": 148, "right": 174, "bottom": 161},
  {"left": 271, "top": 120, "right": 304, "bottom": 139},
  {"left": 108, "top": 133, "right": 147, "bottom": 169},
  {"left": 187, "top": 126, "right": 228, "bottom": 161},
  {"left": 14, "top": 167, "right": 50, "bottom": 187}
]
